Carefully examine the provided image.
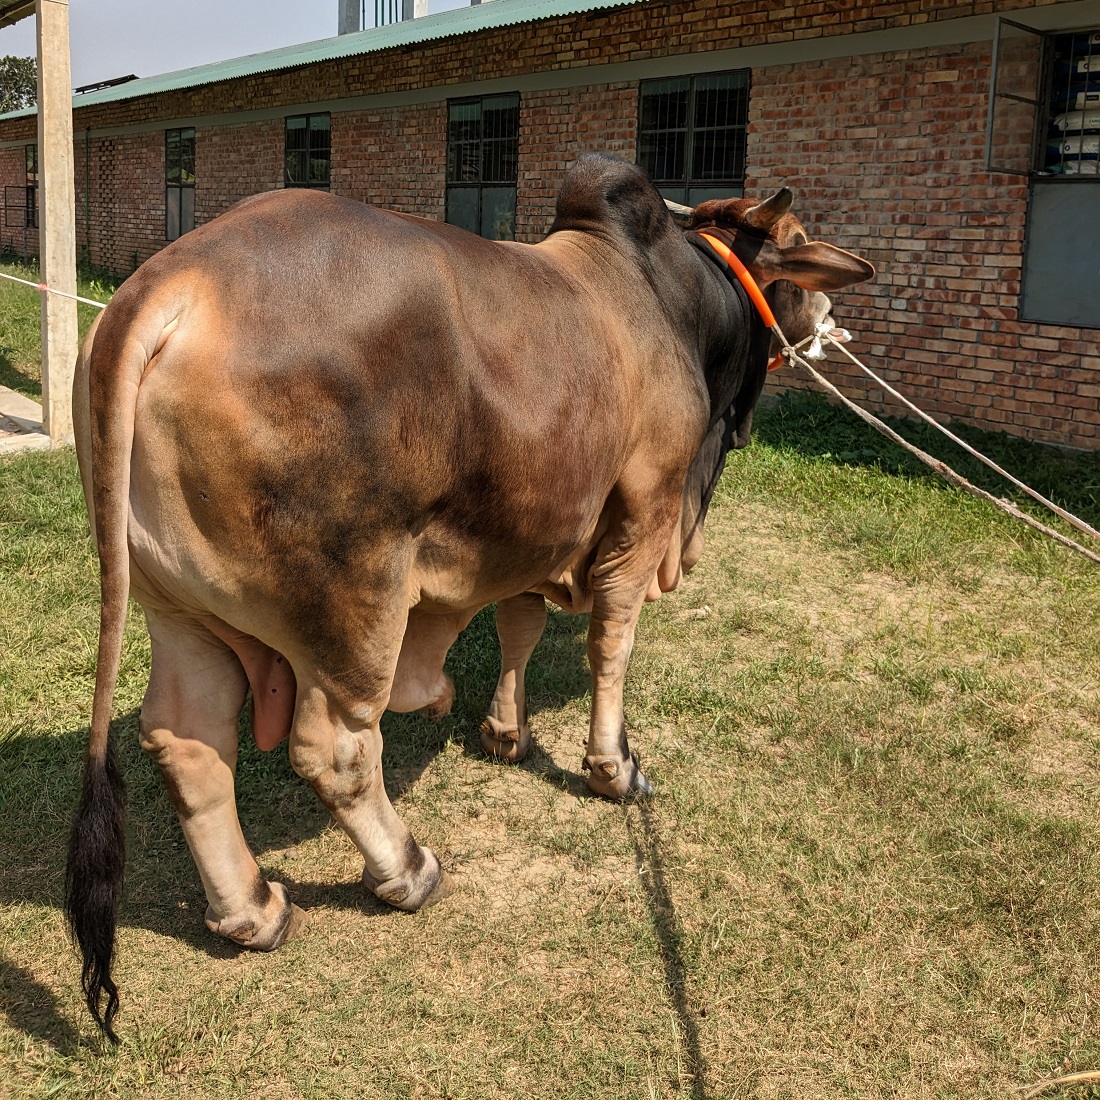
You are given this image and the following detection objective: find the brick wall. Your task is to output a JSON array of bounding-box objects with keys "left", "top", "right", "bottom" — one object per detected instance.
[
  {"left": 747, "top": 40, "right": 1100, "bottom": 448},
  {"left": 331, "top": 102, "right": 446, "bottom": 217},
  {"left": 516, "top": 82, "right": 637, "bottom": 241},
  {"left": 196, "top": 118, "right": 284, "bottom": 224},
  {"left": 1, "top": 1, "right": 1097, "bottom": 447},
  {"left": 6, "top": 132, "right": 163, "bottom": 271},
  {"left": 81, "top": 133, "right": 163, "bottom": 274}
]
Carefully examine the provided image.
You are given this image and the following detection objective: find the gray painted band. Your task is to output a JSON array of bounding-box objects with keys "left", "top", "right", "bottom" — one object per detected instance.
[{"left": 0, "top": 0, "right": 1094, "bottom": 149}]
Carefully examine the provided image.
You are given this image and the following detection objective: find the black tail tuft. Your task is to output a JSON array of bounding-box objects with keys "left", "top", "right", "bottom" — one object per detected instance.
[{"left": 65, "top": 739, "right": 126, "bottom": 1043}]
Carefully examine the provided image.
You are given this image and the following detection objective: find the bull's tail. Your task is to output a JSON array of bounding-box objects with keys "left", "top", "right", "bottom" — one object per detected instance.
[
  {"left": 65, "top": 303, "right": 157, "bottom": 1042},
  {"left": 64, "top": 718, "right": 126, "bottom": 1042}
]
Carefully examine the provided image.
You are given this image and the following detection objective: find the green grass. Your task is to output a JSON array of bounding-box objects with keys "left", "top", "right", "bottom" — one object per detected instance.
[
  {"left": 2, "top": 393, "right": 1100, "bottom": 1099},
  {"left": 0, "top": 257, "right": 119, "bottom": 400}
]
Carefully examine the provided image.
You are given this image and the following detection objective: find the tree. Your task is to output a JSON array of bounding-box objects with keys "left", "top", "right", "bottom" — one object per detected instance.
[{"left": 0, "top": 55, "right": 36, "bottom": 114}]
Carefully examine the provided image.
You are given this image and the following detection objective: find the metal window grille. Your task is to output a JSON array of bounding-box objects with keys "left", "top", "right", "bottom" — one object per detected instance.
[
  {"left": 637, "top": 70, "right": 749, "bottom": 205},
  {"left": 23, "top": 144, "right": 37, "bottom": 229},
  {"left": 285, "top": 113, "right": 331, "bottom": 190},
  {"left": 4, "top": 185, "right": 32, "bottom": 229},
  {"left": 165, "top": 127, "right": 196, "bottom": 241},
  {"left": 445, "top": 94, "right": 519, "bottom": 241},
  {"left": 1042, "top": 28, "right": 1100, "bottom": 176}
]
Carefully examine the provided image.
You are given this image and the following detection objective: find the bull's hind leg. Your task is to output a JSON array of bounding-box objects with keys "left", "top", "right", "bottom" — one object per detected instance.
[
  {"left": 480, "top": 593, "right": 547, "bottom": 763},
  {"left": 140, "top": 610, "right": 307, "bottom": 948},
  {"left": 288, "top": 600, "right": 452, "bottom": 913},
  {"left": 388, "top": 609, "right": 476, "bottom": 718}
]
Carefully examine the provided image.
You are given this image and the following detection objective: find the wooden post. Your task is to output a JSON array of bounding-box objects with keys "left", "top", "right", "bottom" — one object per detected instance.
[{"left": 36, "top": 0, "right": 77, "bottom": 446}]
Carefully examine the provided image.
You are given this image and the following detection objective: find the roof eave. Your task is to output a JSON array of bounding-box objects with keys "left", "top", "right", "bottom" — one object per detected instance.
[{"left": 0, "top": 0, "right": 35, "bottom": 31}]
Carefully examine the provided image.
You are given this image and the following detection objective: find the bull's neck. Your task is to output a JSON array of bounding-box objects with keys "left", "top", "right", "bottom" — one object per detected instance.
[
  {"left": 675, "top": 234, "right": 774, "bottom": 554},
  {"left": 681, "top": 231, "right": 772, "bottom": 424}
]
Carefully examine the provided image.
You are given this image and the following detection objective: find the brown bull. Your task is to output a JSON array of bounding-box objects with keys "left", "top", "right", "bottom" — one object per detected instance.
[{"left": 66, "top": 154, "right": 872, "bottom": 1038}]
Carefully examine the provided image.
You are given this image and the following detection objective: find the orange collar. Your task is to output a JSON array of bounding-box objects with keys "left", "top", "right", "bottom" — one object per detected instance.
[{"left": 696, "top": 231, "right": 784, "bottom": 371}]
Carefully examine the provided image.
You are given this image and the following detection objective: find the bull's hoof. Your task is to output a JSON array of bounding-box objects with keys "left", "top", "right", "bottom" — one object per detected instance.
[
  {"left": 362, "top": 847, "right": 454, "bottom": 913},
  {"left": 583, "top": 753, "right": 655, "bottom": 802},
  {"left": 204, "top": 880, "right": 308, "bottom": 950},
  {"left": 479, "top": 716, "right": 532, "bottom": 763}
]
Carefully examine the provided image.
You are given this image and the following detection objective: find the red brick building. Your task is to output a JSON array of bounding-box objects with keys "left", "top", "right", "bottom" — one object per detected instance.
[{"left": 1, "top": 0, "right": 1097, "bottom": 447}]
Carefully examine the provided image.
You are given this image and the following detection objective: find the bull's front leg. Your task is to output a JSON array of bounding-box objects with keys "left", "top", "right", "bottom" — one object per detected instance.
[
  {"left": 584, "top": 612, "right": 655, "bottom": 800},
  {"left": 480, "top": 593, "right": 547, "bottom": 763}
]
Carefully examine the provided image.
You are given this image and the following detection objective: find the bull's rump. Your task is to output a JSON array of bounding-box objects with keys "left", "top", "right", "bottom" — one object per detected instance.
[{"left": 100, "top": 189, "right": 657, "bottom": 635}]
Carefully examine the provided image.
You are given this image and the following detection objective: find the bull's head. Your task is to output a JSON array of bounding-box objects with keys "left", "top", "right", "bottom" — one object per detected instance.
[
  {"left": 665, "top": 190, "right": 875, "bottom": 575},
  {"left": 668, "top": 189, "right": 874, "bottom": 355}
]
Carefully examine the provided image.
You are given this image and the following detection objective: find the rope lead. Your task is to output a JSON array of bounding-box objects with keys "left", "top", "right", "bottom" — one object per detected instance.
[{"left": 771, "top": 321, "right": 1100, "bottom": 567}]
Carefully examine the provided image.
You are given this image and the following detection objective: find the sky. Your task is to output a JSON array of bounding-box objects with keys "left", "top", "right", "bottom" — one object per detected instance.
[{"left": 0, "top": 0, "right": 471, "bottom": 89}]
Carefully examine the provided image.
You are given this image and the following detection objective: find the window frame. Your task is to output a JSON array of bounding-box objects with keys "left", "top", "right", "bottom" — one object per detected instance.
[
  {"left": 165, "top": 127, "right": 196, "bottom": 242},
  {"left": 284, "top": 112, "right": 331, "bottom": 191},
  {"left": 984, "top": 18, "right": 1046, "bottom": 177},
  {"left": 1036, "top": 26, "right": 1100, "bottom": 178},
  {"left": 444, "top": 93, "right": 520, "bottom": 241},
  {"left": 636, "top": 69, "right": 750, "bottom": 205}
]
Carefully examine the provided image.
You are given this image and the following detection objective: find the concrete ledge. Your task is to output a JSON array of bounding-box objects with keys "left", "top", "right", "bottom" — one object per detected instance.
[{"left": 0, "top": 384, "right": 50, "bottom": 454}]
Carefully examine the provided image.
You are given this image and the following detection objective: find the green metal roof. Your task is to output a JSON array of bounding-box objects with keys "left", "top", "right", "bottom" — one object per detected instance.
[{"left": 0, "top": 0, "right": 647, "bottom": 121}]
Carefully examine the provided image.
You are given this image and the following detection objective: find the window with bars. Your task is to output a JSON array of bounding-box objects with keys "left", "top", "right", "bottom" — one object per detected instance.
[
  {"left": 987, "top": 20, "right": 1100, "bottom": 327},
  {"left": 1042, "top": 29, "right": 1100, "bottom": 175},
  {"left": 23, "top": 143, "right": 37, "bottom": 229},
  {"left": 165, "top": 128, "right": 195, "bottom": 241},
  {"left": 445, "top": 94, "right": 519, "bottom": 241},
  {"left": 285, "top": 113, "right": 331, "bottom": 190},
  {"left": 637, "top": 71, "right": 749, "bottom": 205}
]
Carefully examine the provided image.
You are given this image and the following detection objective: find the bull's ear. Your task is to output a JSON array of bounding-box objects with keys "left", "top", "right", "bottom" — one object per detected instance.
[{"left": 762, "top": 241, "right": 875, "bottom": 291}]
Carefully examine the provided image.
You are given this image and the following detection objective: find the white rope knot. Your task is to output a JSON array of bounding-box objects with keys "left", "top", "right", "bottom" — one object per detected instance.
[{"left": 806, "top": 322, "right": 853, "bottom": 361}]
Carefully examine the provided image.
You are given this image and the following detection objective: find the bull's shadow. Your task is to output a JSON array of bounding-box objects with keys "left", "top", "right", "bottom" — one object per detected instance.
[
  {"left": 0, "top": 603, "right": 591, "bottom": 978},
  {"left": 0, "top": 954, "right": 81, "bottom": 1055}
]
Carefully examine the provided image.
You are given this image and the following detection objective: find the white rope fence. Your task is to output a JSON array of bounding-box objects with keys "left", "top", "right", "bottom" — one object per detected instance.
[{"left": 0, "top": 268, "right": 108, "bottom": 310}]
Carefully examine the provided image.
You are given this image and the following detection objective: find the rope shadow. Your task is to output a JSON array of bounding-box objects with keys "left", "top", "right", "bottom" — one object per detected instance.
[{"left": 627, "top": 800, "right": 711, "bottom": 1100}]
